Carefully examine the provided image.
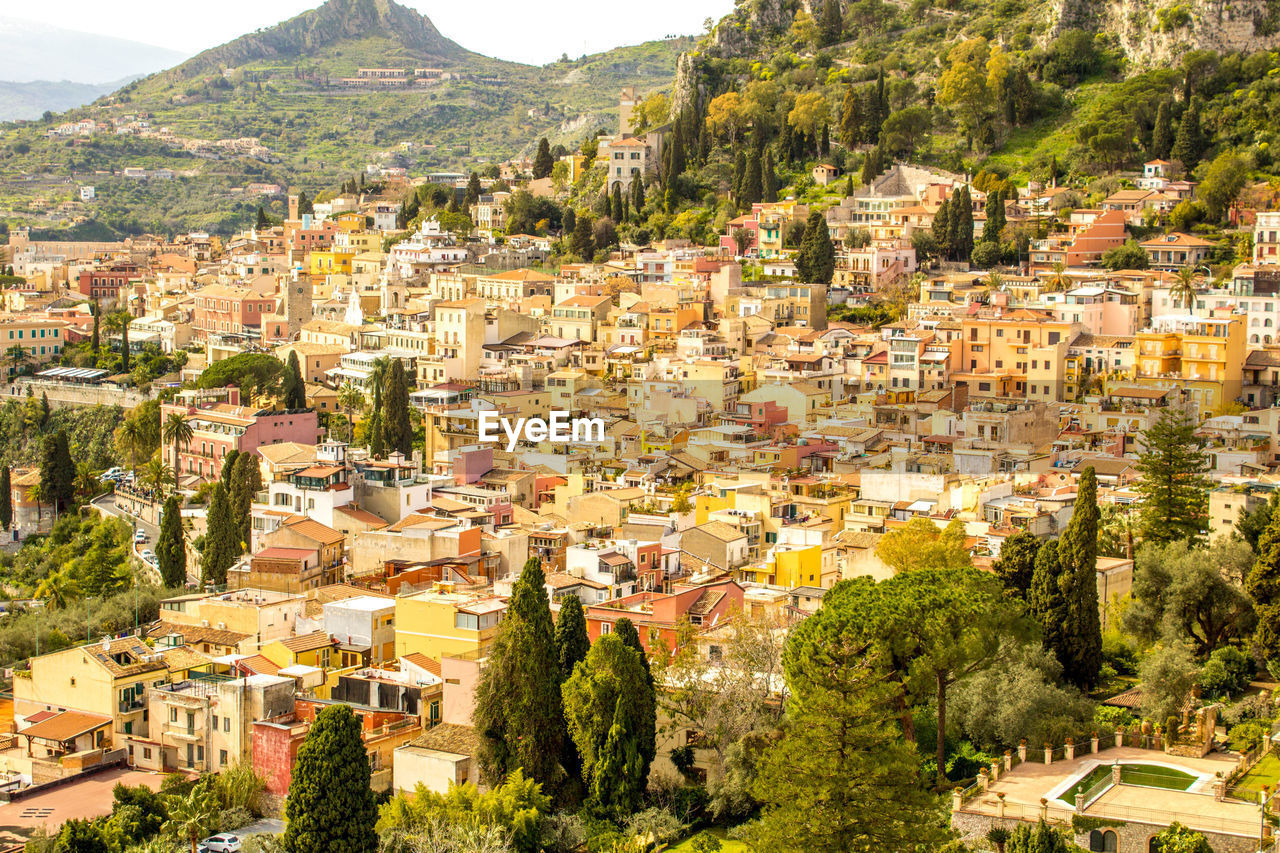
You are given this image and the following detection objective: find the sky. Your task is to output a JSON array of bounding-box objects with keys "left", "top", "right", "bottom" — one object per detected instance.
[{"left": 7, "top": 0, "right": 733, "bottom": 66}]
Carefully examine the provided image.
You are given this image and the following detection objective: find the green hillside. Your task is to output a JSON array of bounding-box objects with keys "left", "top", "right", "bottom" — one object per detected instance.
[{"left": 0, "top": 0, "right": 689, "bottom": 237}]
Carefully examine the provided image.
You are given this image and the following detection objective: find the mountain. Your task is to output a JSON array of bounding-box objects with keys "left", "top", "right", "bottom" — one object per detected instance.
[
  {"left": 0, "top": 0, "right": 689, "bottom": 237},
  {"left": 158, "top": 0, "right": 471, "bottom": 81},
  {"left": 0, "top": 78, "right": 135, "bottom": 122},
  {"left": 0, "top": 17, "right": 186, "bottom": 84}
]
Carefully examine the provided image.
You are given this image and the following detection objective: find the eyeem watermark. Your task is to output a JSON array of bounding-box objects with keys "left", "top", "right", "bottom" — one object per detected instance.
[{"left": 478, "top": 410, "right": 605, "bottom": 452}]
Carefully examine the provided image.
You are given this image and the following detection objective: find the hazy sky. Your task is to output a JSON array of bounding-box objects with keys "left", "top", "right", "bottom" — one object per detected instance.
[{"left": 9, "top": 0, "right": 732, "bottom": 65}]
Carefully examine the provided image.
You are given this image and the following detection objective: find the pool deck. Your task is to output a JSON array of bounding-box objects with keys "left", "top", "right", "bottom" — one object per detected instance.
[{"left": 961, "top": 746, "right": 1260, "bottom": 837}]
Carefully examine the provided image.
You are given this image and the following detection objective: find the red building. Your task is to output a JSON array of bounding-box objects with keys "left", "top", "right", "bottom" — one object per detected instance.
[
  {"left": 76, "top": 262, "right": 144, "bottom": 301},
  {"left": 161, "top": 390, "right": 323, "bottom": 483},
  {"left": 192, "top": 284, "right": 277, "bottom": 340},
  {"left": 584, "top": 580, "right": 745, "bottom": 652}
]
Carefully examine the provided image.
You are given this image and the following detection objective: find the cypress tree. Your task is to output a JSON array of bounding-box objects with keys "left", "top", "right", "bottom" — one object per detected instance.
[
  {"left": 0, "top": 467, "right": 9, "bottom": 532},
  {"left": 1152, "top": 101, "right": 1174, "bottom": 160},
  {"left": 1058, "top": 467, "right": 1102, "bottom": 688},
  {"left": 381, "top": 359, "right": 412, "bottom": 458},
  {"left": 283, "top": 351, "right": 306, "bottom": 410},
  {"left": 612, "top": 617, "right": 656, "bottom": 784},
  {"left": 255, "top": 206, "right": 271, "bottom": 229},
  {"left": 1171, "top": 98, "right": 1205, "bottom": 171},
  {"left": 571, "top": 214, "right": 595, "bottom": 260},
  {"left": 562, "top": 634, "right": 656, "bottom": 817},
  {"left": 120, "top": 316, "right": 131, "bottom": 373},
  {"left": 949, "top": 185, "right": 974, "bottom": 262},
  {"left": 555, "top": 594, "right": 590, "bottom": 682},
  {"left": 795, "top": 210, "right": 836, "bottom": 284},
  {"left": 220, "top": 449, "right": 239, "bottom": 489},
  {"left": 630, "top": 177, "right": 645, "bottom": 219},
  {"left": 474, "top": 558, "right": 564, "bottom": 787},
  {"left": 743, "top": 137, "right": 764, "bottom": 207},
  {"left": 40, "top": 429, "right": 74, "bottom": 514},
  {"left": 563, "top": 207, "right": 576, "bottom": 240},
  {"left": 875, "top": 66, "right": 888, "bottom": 129},
  {"left": 985, "top": 188, "right": 1005, "bottom": 243},
  {"left": 533, "top": 138, "right": 554, "bottom": 179},
  {"left": 820, "top": 123, "right": 830, "bottom": 157},
  {"left": 1248, "top": 501, "right": 1280, "bottom": 666},
  {"left": 819, "top": 0, "right": 843, "bottom": 45},
  {"left": 611, "top": 183, "right": 624, "bottom": 224},
  {"left": 283, "top": 704, "right": 377, "bottom": 853},
  {"left": 203, "top": 482, "right": 235, "bottom": 586},
  {"left": 1029, "top": 539, "right": 1068, "bottom": 671},
  {"left": 90, "top": 300, "right": 100, "bottom": 354},
  {"left": 157, "top": 495, "right": 186, "bottom": 589},
  {"left": 296, "top": 191, "right": 313, "bottom": 215},
  {"left": 841, "top": 85, "right": 863, "bottom": 148},
  {"left": 465, "top": 172, "right": 482, "bottom": 207},
  {"left": 778, "top": 122, "right": 794, "bottom": 166},
  {"left": 229, "top": 451, "right": 260, "bottom": 551},
  {"left": 763, "top": 148, "right": 778, "bottom": 203},
  {"left": 733, "top": 150, "right": 747, "bottom": 202},
  {"left": 993, "top": 529, "right": 1041, "bottom": 598},
  {"left": 933, "top": 198, "right": 953, "bottom": 258}
]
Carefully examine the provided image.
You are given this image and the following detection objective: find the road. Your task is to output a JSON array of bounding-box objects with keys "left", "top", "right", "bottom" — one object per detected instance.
[{"left": 89, "top": 492, "right": 168, "bottom": 584}]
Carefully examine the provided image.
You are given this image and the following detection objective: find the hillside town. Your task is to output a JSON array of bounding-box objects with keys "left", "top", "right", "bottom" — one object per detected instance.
[{"left": 2, "top": 73, "right": 1280, "bottom": 852}]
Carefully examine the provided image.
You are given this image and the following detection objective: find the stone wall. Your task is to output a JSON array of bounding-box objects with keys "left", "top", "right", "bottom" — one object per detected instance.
[{"left": 8, "top": 379, "right": 152, "bottom": 411}]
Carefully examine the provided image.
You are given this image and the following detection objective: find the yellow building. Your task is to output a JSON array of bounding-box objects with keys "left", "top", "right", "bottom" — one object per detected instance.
[
  {"left": 393, "top": 590, "right": 507, "bottom": 661},
  {"left": 13, "top": 636, "right": 171, "bottom": 740},
  {"left": 1134, "top": 314, "right": 1244, "bottom": 413},
  {"left": 309, "top": 246, "right": 358, "bottom": 276},
  {"left": 756, "top": 544, "right": 823, "bottom": 587}
]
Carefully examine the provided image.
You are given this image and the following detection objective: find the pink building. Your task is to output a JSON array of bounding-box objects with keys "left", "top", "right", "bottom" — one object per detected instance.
[
  {"left": 1050, "top": 286, "right": 1141, "bottom": 336},
  {"left": 1029, "top": 210, "right": 1126, "bottom": 269},
  {"left": 162, "top": 390, "right": 323, "bottom": 483},
  {"left": 193, "top": 284, "right": 277, "bottom": 340}
]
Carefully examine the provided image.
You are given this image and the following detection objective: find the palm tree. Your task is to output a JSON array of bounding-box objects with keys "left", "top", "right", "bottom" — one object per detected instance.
[
  {"left": 73, "top": 461, "right": 99, "bottom": 501},
  {"left": 25, "top": 483, "right": 44, "bottom": 522},
  {"left": 338, "top": 381, "right": 364, "bottom": 443},
  {"left": 985, "top": 827, "right": 1011, "bottom": 853},
  {"left": 140, "top": 456, "right": 176, "bottom": 498},
  {"left": 35, "top": 569, "right": 77, "bottom": 610},
  {"left": 117, "top": 418, "right": 145, "bottom": 480},
  {"left": 163, "top": 412, "right": 194, "bottom": 479},
  {"left": 1043, "top": 262, "right": 1072, "bottom": 292},
  {"left": 163, "top": 786, "right": 219, "bottom": 853},
  {"left": 1171, "top": 266, "right": 1200, "bottom": 310},
  {"left": 5, "top": 344, "right": 28, "bottom": 378}
]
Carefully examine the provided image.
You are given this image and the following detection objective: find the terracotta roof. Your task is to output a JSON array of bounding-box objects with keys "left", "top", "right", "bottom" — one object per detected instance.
[
  {"left": 400, "top": 652, "right": 441, "bottom": 677},
  {"left": 86, "top": 636, "right": 168, "bottom": 677},
  {"left": 238, "top": 654, "right": 280, "bottom": 676},
  {"left": 20, "top": 711, "right": 110, "bottom": 742},
  {"left": 689, "top": 521, "right": 746, "bottom": 542},
  {"left": 333, "top": 505, "right": 390, "bottom": 527},
  {"left": 687, "top": 589, "right": 726, "bottom": 617},
  {"left": 147, "top": 622, "right": 251, "bottom": 648},
  {"left": 279, "top": 631, "right": 334, "bottom": 654},
  {"left": 281, "top": 516, "right": 345, "bottom": 545},
  {"left": 160, "top": 646, "right": 212, "bottom": 672}
]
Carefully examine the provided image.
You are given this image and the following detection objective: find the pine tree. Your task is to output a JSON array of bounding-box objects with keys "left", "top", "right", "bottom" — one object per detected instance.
[
  {"left": 0, "top": 466, "right": 10, "bottom": 532},
  {"left": 985, "top": 189, "right": 1005, "bottom": 243},
  {"left": 474, "top": 558, "right": 564, "bottom": 787},
  {"left": 533, "top": 138, "right": 554, "bottom": 179},
  {"left": 762, "top": 148, "right": 778, "bottom": 203},
  {"left": 202, "top": 482, "right": 236, "bottom": 586},
  {"left": 296, "top": 191, "right": 313, "bottom": 216},
  {"left": 1135, "top": 408, "right": 1211, "bottom": 544},
  {"left": 733, "top": 150, "right": 747, "bottom": 203},
  {"left": 795, "top": 210, "right": 835, "bottom": 284},
  {"left": 1248, "top": 501, "right": 1280, "bottom": 665},
  {"left": 1057, "top": 467, "right": 1102, "bottom": 688},
  {"left": 860, "top": 144, "right": 882, "bottom": 185},
  {"left": 157, "top": 495, "right": 187, "bottom": 589},
  {"left": 381, "top": 360, "right": 412, "bottom": 458},
  {"left": 1152, "top": 101, "right": 1174, "bottom": 160},
  {"left": 40, "top": 429, "right": 74, "bottom": 514},
  {"left": 283, "top": 351, "right": 306, "bottom": 410},
  {"left": 819, "top": 0, "right": 843, "bottom": 46},
  {"left": 562, "top": 634, "right": 655, "bottom": 817},
  {"left": 611, "top": 183, "right": 624, "bottom": 223},
  {"left": 1172, "top": 99, "right": 1206, "bottom": 171},
  {"left": 283, "top": 704, "right": 377, "bottom": 853},
  {"left": 555, "top": 594, "right": 590, "bottom": 682}
]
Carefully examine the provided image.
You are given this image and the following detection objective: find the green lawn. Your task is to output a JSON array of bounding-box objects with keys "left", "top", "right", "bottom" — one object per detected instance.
[
  {"left": 1236, "top": 753, "right": 1280, "bottom": 794},
  {"left": 665, "top": 827, "right": 753, "bottom": 852}
]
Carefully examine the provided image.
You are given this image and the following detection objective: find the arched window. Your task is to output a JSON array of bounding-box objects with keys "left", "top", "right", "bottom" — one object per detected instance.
[
  {"left": 1149, "top": 836, "right": 1162, "bottom": 853},
  {"left": 1252, "top": 334, "right": 1261, "bottom": 343},
  {"left": 1089, "top": 830, "right": 1118, "bottom": 852}
]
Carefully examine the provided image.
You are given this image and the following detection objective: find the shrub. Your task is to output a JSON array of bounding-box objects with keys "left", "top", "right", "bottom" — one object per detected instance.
[{"left": 1229, "top": 720, "right": 1267, "bottom": 751}]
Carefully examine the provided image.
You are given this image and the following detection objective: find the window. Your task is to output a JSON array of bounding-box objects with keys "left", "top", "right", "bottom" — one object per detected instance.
[
  {"left": 1089, "top": 830, "right": 1117, "bottom": 853},
  {"left": 225, "top": 718, "right": 230, "bottom": 732},
  {"left": 601, "top": 623, "right": 611, "bottom": 635},
  {"left": 169, "top": 708, "right": 178, "bottom": 723},
  {"left": 455, "top": 612, "right": 479, "bottom": 631},
  {"left": 143, "top": 747, "right": 152, "bottom": 760},
  {"left": 212, "top": 714, "right": 219, "bottom": 730},
  {"left": 220, "top": 750, "right": 228, "bottom": 766}
]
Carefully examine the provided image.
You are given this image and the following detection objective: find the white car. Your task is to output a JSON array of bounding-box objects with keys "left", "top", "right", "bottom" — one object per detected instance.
[
  {"left": 100, "top": 467, "right": 125, "bottom": 481},
  {"left": 140, "top": 549, "right": 155, "bottom": 563},
  {"left": 133, "top": 530, "right": 148, "bottom": 543},
  {"left": 202, "top": 835, "right": 242, "bottom": 853}
]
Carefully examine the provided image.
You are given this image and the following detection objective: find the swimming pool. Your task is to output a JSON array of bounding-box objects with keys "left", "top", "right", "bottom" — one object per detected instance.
[{"left": 1051, "top": 761, "right": 1202, "bottom": 808}]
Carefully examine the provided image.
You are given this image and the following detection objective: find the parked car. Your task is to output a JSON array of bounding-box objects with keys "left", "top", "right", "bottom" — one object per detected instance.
[
  {"left": 100, "top": 467, "right": 125, "bottom": 482},
  {"left": 133, "top": 530, "right": 148, "bottom": 543},
  {"left": 202, "top": 835, "right": 242, "bottom": 853},
  {"left": 140, "top": 549, "right": 155, "bottom": 563}
]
